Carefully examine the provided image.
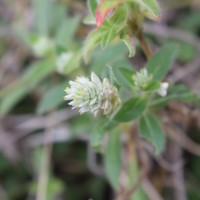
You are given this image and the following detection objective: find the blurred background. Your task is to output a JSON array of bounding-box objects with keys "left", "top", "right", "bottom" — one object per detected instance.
[{"left": 0, "top": 0, "right": 200, "bottom": 199}]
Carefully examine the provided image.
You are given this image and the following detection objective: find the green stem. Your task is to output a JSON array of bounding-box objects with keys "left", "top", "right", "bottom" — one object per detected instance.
[{"left": 126, "top": 127, "right": 149, "bottom": 200}]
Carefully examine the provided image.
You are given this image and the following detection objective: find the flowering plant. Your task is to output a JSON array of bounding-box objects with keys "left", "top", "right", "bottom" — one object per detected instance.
[
  {"left": 62, "top": 0, "right": 200, "bottom": 197},
  {"left": 1, "top": 0, "right": 199, "bottom": 199}
]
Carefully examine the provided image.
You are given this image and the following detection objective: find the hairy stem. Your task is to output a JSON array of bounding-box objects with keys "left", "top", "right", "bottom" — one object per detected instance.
[{"left": 136, "top": 31, "right": 152, "bottom": 60}]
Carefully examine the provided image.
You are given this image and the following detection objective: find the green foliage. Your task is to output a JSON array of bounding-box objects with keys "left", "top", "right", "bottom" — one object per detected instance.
[
  {"left": 84, "top": 3, "right": 128, "bottom": 61},
  {"left": 2, "top": 0, "right": 200, "bottom": 199},
  {"left": 131, "top": 0, "right": 160, "bottom": 20},
  {"left": 87, "top": 0, "right": 99, "bottom": 17},
  {"left": 147, "top": 44, "right": 179, "bottom": 80},
  {"left": 177, "top": 42, "right": 196, "bottom": 63},
  {"left": 105, "top": 129, "right": 121, "bottom": 189},
  {"left": 113, "top": 66, "right": 135, "bottom": 90},
  {"left": 84, "top": 0, "right": 161, "bottom": 60},
  {"left": 55, "top": 15, "right": 81, "bottom": 47},
  {"left": 101, "top": 27, "right": 117, "bottom": 48},
  {"left": 84, "top": 27, "right": 108, "bottom": 62},
  {"left": 111, "top": 4, "right": 128, "bottom": 28},
  {"left": 90, "top": 117, "right": 118, "bottom": 149},
  {"left": 114, "top": 96, "right": 148, "bottom": 122},
  {"left": 128, "top": 155, "right": 148, "bottom": 200},
  {"left": 121, "top": 34, "right": 136, "bottom": 57},
  {"left": 143, "top": 81, "right": 161, "bottom": 92},
  {"left": 176, "top": 10, "right": 200, "bottom": 34},
  {"left": 0, "top": 0, "right": 82, "bottom": 116},
  {"left": 0, "top": 59, "right": 55, "bottom": 116},
  {"left": 91, "top": 43, "right": 130, "bottom": 74},
  {"left": 150, "top": 85, "right": 200, "bottom": 109},
  {"left": 32, "top": 0, "right": 51, "bottom": 35},
  {"left": 37, "top": 82, "right": 66, "bottom": 114},
  {"left": 139, "top": 112, "right": 166, "bottom": 154},
  {"left": 90, "top": 126, "right": 106, "bottom": 149},
  {"left": 32, "top": 0, "right": 68, "bottom": 35}
]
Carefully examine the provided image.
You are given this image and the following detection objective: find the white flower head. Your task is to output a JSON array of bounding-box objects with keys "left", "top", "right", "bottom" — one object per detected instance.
[
  {"left": 157, "top": 82, "right": 169, "bottom": 97},
  {"left": 64, "top": 73, "right": 121, "bottom": 116},
  {"left": 32, "top": 37, "right": 53, "bottom": 57},
  {"left": 132, "top": 68, "right": 152, "bottom": 89},
  {"left": 56, "top": 52, "right": 73, "bottom": 74}
]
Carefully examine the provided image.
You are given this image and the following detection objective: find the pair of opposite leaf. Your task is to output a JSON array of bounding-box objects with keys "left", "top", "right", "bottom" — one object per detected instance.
[{"left": 84, "top": 0, "right": 160, "bottom": 61}]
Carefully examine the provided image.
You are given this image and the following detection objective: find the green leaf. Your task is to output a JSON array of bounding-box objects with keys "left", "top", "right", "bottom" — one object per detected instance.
[
  {"left": 176, "top": 10, "right": 200, "bottom": 34},
  {"left": 84, "top": 4, "right": 129, "bottom": 62},
  {"left": 104, "top": 120, "right": 119, "bottom": 131},
  {"left": 147, "top": 44, "right": 179, "bottom": 81},
  {"left": 0, "top": 60, "right": 55, "bottom": 116},
  {"left": 84, "top": 28, "right": 105, "bottom": 62},
  {"left": 32, "top": 0, "right": 69, "bottom": 36},
  {"left": 139, "top": 112, "right": 166, "bottom": 154},
  {"left": 90, "top": 117, "right": 119, "bottom": 148},
  {"left": 101, "top": 27, "right": 116, "bottom": 48},
  {"left": 177, "top": 41, "right": 196, "bottom": 63},
  {"left": 84, "top": 3, "right": 128, "bottom": 61},
  {"left": 90, "top": 129, "right": 106, "bottom": 148},
  {"left": 56, "top": 16, "right": 80, "bottom": 47},
  {"left": 90, "top": 118, "right": 107, "bottom": 148},
  {"left": 121, "top": 34, "right": 136, "bottom": 57},
  {"left": 105, "top": 129, "right": 121, "bottom": 189},
  {"left": 113, "top": 66, "right": 135, "bottom": 90},
  {"left": 132, "top": 0, "right": 160, "bottom": 21},
  {"left": 37, "top": 82, "right": 66, "bottom": 114},
  {"left": 150, "top": 85, "right": 200, "bottom": 109},
  {"left": 32, "top": 0, "right": 51, "bottom": 35},
  {"left": 91, "top": 43, "right": 128, "bottom": 74},
  {"left": 101, "top": 65, "right": 116, "bottom": 85},
  {"left": 49, "top": 3, "right": 66, "bottom": 31},
  {"left": 143, "top": 81, "right": 160, "bottom": 92},
  {"left": 87, "top": 0, "right": 98, "bottom": 17},
  {"left": 14, "top": 26, "right": 31, "bottom": 48},
  {"left": 114, "top": 96, "right": 148, "bottom": 122},
  {"left": 109, "top": 4, "right": 128, "bottom": 31},
  {"left": 84, "top": 22, "right": 117, "bottom": 62}
]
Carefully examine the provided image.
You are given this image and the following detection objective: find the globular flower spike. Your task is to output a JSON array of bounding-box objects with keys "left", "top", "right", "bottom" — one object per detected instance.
[
  {"left": 132, "top": 68, "right": 169, "bottom": 97},
  {"left": 132, "top": 68, "right": 152, "bottom": 89},
  {"left": 64, "top": 73, "right": 121, "bottom": 116}
]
